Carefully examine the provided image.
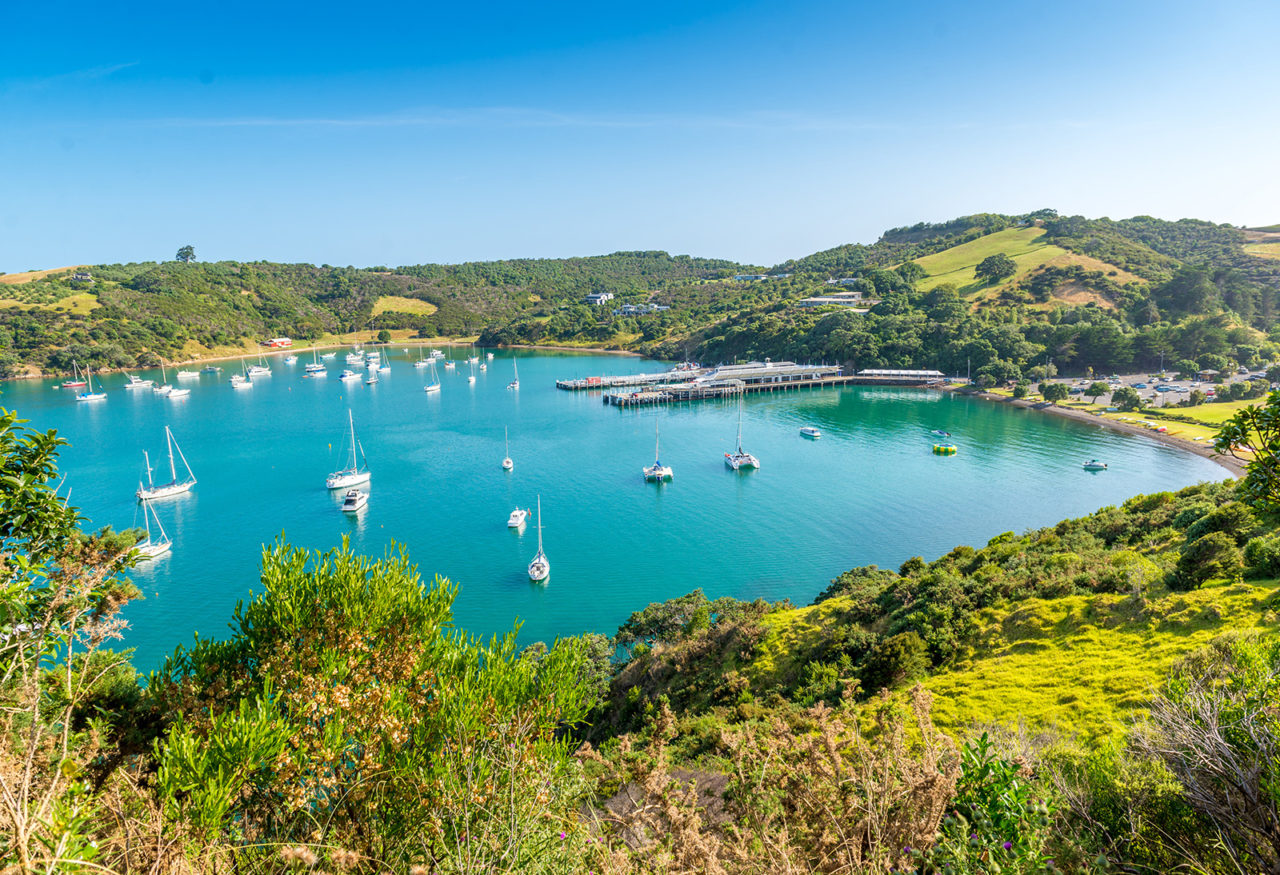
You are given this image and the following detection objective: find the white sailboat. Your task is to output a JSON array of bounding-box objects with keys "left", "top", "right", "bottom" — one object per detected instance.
[
  {"left": 724, "top": 395, "right": 759, "bottom": 470},
  {"left": 154, "top": 363, "right": 173, "bottom": 396},
  {"left": 507, "top": 359, "right": 519, "bottom": 390},
  {"left": 502, "top": 427, "right": 514, "bottom": 471},
  {"left": 134, "top": 500, "right": 172, "bottom": 561},
  {"left": 378, "top": 351, "right": 390, "bottom": 373},
  {"left": 247, "top": 353, "right": 270, "bottom": 377},
  {"left": 136, "top": 426, "right": 196, "bottom": 501},
  {"left": 468, "top": 360, "right": 476, "bottom": 383},
  {"left": 414, "top": 348, "right": 431, "bottom": 368},
  {"left": 486, "top": 351, "right": 495, "bottom": 361},
  {"left": 326, "top": 410, "right": 371, "bottom": 489},
  {"left": 305, "top": 347, "right": 326, "bottom": 374},
  {"left": 643, "top": 421, "right": 674, "bottom": 481},
  {"left": 75, "top": 367, "right": 107, "bottom": 401},
  {"left": 527, "top": 496, "right": 549, "bottom": 582},
  {"left": 424, "top": 359, "right": 441, "bottom": 393}
]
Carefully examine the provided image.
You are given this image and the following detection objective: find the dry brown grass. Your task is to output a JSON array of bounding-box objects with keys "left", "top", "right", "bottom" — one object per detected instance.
[{"left": 0, "top": 266, "right": 83, "bottom": 285}]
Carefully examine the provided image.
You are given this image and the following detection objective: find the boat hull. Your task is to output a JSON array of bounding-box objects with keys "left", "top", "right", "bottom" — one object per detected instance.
[
  {"left": 327, "top": 471, "right": 371, "bottom": 490},
  {"left": 137, "top": 481, "right": 194, "bottom": 501},
  {"left": 724, "top": 452, "right": 759, "bottom": 470},
  {"left": 135, "top": 540, "right": 171, "bottom": 560}
]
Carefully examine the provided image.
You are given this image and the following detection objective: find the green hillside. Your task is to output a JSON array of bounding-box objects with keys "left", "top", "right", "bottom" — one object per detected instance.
[{"left": 912, "top": 226, "right": 1067, "bottom": 292}]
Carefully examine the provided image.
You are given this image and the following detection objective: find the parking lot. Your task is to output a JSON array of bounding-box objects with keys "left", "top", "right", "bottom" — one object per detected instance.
[{"left": 1041, "top": 367, "right": 1273, "bottom": 409}]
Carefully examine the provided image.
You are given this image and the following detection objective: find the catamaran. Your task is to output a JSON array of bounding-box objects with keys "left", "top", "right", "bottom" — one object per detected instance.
[
  {"left": 507, "top": 359, "right": 519, "bottom": 390},
  {"left": 643, "top": 421, "right": 673, "bottom": 481},
  {"left": 76, "top": 367, "right": 107, "bottom": 401},
  {"left": 134, "top": 500, "right": 172, "bottom": 561},
  {"left": 527, "top": 496, "right": 550, "bottom": 582},
  {"left": 502, "top": 427, "right": 514, "bottom": 471},
  {"left": 423, "top": 359, "right": 441, "bottom": 393},
  {"left": 136, "top": 426, "right": 196, "bottom": 501},
  {"left": 326, "top": 410, "right": 371, "bottom": 489},
  {"left": 61, "top": 360, "right": 87, "bottom": 389},
  {"left": 724, "top": 395, "right": 759, "bottom": 470}
]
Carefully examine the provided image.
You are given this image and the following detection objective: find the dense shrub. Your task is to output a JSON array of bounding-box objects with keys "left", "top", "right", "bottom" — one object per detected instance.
[{"left": 1172, "top": 532, "right": 1244, "bottom": 590}]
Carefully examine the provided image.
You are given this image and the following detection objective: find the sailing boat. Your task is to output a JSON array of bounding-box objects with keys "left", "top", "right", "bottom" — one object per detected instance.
[
  {"left": 423, "top": 359, "right": 441, "bottom": 393},
  {"left": 231, "top": 357, "right": 252, "bottom": 388},
  {"left": 76, "top": 367, "right": 106, "bottom": 401},
  {"left": 507, "top": 359, "right": 520, "bottom": 390},
  {"left": 134, "top": 500, "right": 172, "bottom": 561},
  {"left": 326, "top": 410, "right": 371, "bottom": 489},
  {"left": 62, "top": 360, "right": 87, "bottom": 389},
  {"left": 136, "top": 426, "right": 196, "bottom": 500},
  {"left": 502, "top": 427, "right": 514, "bottom": 471},
  {"left": 153, "top": 362, "right": 173, "bottom": 396},
  {"left": 414, "top": 347, "right": 431, "bottom": 368},
  {"left": 468, "top": 360, "right": 476, "bottom": 383},
  {"left": 378, "top": 351, "right": 390, "bottom": 373},
  {"left": 643, "top": 421, "right": 674, "bottom": 481},
  {"left": 305, "top": 347, "right": 326, "bottom": 374},
  {"left": 527, "top": 495, "right": 549, "bottom": 582},
  {"left": 724, "top": 394, "right": 759, "bottom": 470},
  {"left": 247, "top": 353, "right": 270, "bottom": 377}
]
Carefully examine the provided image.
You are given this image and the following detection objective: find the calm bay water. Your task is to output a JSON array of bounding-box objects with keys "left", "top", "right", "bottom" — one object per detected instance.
[{"left": 3, "top": 349, "right": 1229, "bottom": 670}]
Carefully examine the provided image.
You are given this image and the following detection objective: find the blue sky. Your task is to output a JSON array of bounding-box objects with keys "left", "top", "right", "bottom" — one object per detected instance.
[{"left": 2, "top": 0, "right": 1278, "bottom": 271}]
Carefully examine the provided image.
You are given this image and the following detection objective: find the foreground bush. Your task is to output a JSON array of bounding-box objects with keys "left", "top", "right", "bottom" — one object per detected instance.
[{"left": 150, "top": 539, "right": 600, "bottom": 873}]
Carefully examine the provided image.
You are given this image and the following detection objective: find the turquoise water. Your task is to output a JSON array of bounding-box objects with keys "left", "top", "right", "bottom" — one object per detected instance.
[{"left": 3, "top": 350, "right": 1229, "bottom": 670}]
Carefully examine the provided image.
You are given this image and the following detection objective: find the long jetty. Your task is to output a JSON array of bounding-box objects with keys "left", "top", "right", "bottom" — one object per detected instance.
[{"left": 555, "top": 367, "right": 710, "bottom": 390}]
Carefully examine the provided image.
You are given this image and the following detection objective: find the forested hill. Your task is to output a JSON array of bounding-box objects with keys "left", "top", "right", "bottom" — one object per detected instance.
[{"left": 5, "top": 210, "right": 1280, "bottom": 380}]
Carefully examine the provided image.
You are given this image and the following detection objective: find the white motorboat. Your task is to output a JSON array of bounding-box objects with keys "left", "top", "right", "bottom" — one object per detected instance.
[
  {"left": 124, "top": 373, "right": 153, "bottom": 389},
  {"left": 339, "top": 369, "right": 360, "bottom": 382},
  {"left": 430, "top": 349, "right": 445, "bottom": 359},
  {"left": 507, "top": 507, "right": 529, "bottom": 527},
  {"left": 321, "top": 352, "right": 337, "bottom": 360},
  {"left": 502, "top": 427, "right": 514, "bottom": 471},
  {"left": 507, "top": 359, "right": 519, "bottom": 390},
  {"left": 201, "top": 365, "right": 221, "bottom": 373},
  {"left": 283, "top": 355, "right": 298, "bottom": 365},
  {"left": 76, "top": 367, "right": 107, "bottom": 402},
  {"left": 486, "top": 351, "right": 494, "bottom": 360},
  {"left": 365, "top": 374, "right": 379, "bottom": 385},
  {"left": 1083, "top": 459, "right": 1108, "bottom": 471},
  {"left": 345, "top": 352, "right": 363, "bottom": 364},
  {"left": 341, "top": 488, "right": 368, "bottom": 512},
  {"left": 444, "top": 360, "right": 456, "bottom": 370},
  {"left": 479, "top": 363, "right": 487, "bottom": 371},
  {"left": 527, "top": 496, "right": 550, "bottom": 582},
  {"left": 724, "top": 395, "right": 759, "bottom": 470},
  {"left": 177, "top": 369, "right": 200, "bottom": 380},
  {"left": 167, "top": 387, "right": 191, "bottom": 398},
  {"left": 136, "top": 426, "right": 196, "bottom": 501},
  {"left": 643, "top": 421, "right": 673, "bottom": 481},
  {"left": 326, "top": 410, "right": 371, "bottom": 489},
  {"left": 800, "top": 426, "right": 822, "bottom": 438},
  {"left": 134, "top": 501, "right": 172, "bottom": 561},
  {"left": 230, "top": 374, "right": 252, "bottom": 389}
]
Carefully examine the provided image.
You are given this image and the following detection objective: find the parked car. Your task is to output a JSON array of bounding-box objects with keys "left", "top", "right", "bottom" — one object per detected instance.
[{"left": 1133, "top": 382, "right": 1148, "bottom": 389}]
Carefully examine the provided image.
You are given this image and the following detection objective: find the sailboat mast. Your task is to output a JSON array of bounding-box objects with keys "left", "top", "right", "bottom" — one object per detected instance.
[
  {"left": 349, "top": 410, "right": 358, "bottom": 472},
  {"left": 736, "top": 396, "right": 743, "bottom": 453},
  {"left": 655, "top": 422, "right": 661, "bottom": 462},
  {"left": 536, "top": 496, "right": 543, "bottom": 552},
  {"left": 143, "top": 450, "right": 154, "bottom": 488},
  {"left": 166, "top": 427, "right": 177, "bottom": 483}
]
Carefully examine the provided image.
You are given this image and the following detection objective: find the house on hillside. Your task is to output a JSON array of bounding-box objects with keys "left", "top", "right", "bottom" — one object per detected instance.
[
  {"left": 733, "top": 274, "right": 768, "bottom": 281},
  {"left": 584, "top": 292, "right": 614, "bottom": 306},
  {"left": 71, "top": 271, "right": 94, "bottom": 284}
]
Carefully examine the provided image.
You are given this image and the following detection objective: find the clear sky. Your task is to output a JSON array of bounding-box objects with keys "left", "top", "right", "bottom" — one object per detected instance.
[{"left": 2, "top": 0, "right": 1277, "bottom": 272}]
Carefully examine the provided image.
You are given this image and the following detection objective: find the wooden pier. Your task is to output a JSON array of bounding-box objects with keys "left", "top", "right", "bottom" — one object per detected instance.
[
  {"left": 556, "top": 367, "right": 709, "bottom": 390},
  {"left": 604, "top": 375, "right": 877, "bottom": 406}
]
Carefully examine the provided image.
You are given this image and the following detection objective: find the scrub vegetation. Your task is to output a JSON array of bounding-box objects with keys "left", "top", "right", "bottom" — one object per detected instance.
[
  {"left": 5, "top": 385, "right": 1280, "bottom": 873},
  {"left": 6, "top": 210, "right": 1280, "bottom": 392}
]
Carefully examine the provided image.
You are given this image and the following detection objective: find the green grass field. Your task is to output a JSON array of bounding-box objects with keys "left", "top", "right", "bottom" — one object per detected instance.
[
  {"left": 912, "top": 227, "right": 1068, "bottom": 293},
  {"left": 371, "top": 295, "right": 438, "bottom": 317},
  {"left": 926, "top": 583, "right": 1280, "bottom": 739},
  {"left": 1244, "top": 242, "right": 1280, "bottom": 260}
]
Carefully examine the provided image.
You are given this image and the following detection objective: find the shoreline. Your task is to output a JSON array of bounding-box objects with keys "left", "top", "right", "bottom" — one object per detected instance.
[
  {"left": 958, "top": 388, "right": 1244, "bottom": 478},
  {"left": 7, "top": 339, "right": 646, "bottom": 382}
]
